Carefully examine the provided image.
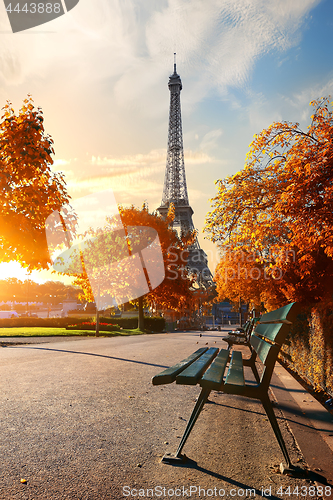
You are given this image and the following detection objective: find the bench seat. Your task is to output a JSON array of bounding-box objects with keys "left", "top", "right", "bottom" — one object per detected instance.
[{"left": 152, "top": 347, "right": 208, "bottom": 385}]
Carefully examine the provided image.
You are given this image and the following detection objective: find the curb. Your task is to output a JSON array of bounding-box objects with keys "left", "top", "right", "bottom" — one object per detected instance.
[{"left": 271, "top": 362, "right": 333, "bottom": 487}]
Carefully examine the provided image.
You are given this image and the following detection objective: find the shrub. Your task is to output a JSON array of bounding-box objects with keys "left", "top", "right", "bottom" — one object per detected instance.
[
  {"left": 96, "top": 317, "right": 138, "bottom": 329},
  {"left": 94, "top": 316, "right": 165, "bottom": 331},
  {"left": 0, "top": 317, "right": 91, "bottom": 329},
  {"left": 143, "top": 316, "right": 165, "bottom": 332},
  {"left": 66, "top": 322, "right": 118, "bottom": 332}
]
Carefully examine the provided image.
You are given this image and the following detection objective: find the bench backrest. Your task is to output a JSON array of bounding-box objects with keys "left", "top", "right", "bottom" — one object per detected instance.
[
  {"left": 231, "top": 317, "right": 258, "bottom": 336},
  {"left": 246, "top": 316, "right": 259, "bottom": 337},
  {"left": 249, "top": 302, "right": 299, "bottom": 387},
  {"left": 258, "top": 302, "right": 299, "bottom": 325},
  {"left": 239, "top": 320, "right": 250, "bottom": 332}
]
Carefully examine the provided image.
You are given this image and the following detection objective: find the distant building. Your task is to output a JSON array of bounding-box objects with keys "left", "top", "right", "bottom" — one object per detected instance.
[
  {"left": 212, "top": 301, "right": 248, "bottom": 325},
  {"left": 62, "top": 299, "right": 79, "bottom": 316}
]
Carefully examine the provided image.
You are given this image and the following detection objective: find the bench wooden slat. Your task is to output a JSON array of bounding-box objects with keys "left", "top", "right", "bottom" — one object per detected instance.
[
  {"left": 224, "top": 351, "right": 245, "bottom": 388},
  {"left": 259, "top": 302, "right": 298, "bottom": 324},
  {"left": 176, "top": 348, "right": 218, "bottom": 385},
  {"left": 151, "top": 348, "right": 208, "bottom": 385},
  {"left": 200, "top": 349, "right": 229, "bottom": 390},
  {"left": 250, "top": 335, "right": 273, "bottom": 365},
  {"left": 255, "top": 322, "right": 290, "bottom": 345}
]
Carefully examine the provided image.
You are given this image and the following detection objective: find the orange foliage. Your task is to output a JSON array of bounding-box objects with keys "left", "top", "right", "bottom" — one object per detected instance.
[
  {"left": 120, "top": 205, "right": 196, "bottom": 312},
  {"left": 0, "top": 96, "right": 72, "bottom": 270},
  {"left": 72, "top": 205, "right": 196, "bottom": 313},
  {"left": 205, "top": 98, "right": 333, "bottom": 309}
]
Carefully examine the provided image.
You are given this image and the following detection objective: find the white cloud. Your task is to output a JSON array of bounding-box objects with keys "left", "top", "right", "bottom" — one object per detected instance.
[
  {"left": 0, "top": 0, "right": 320, "bottom": 112},
  {"left": 60, "top": 147, "right": 215, "bottom": 209},
  {"left": 287, "top": 78, "right": 333, "bottom": 128},
  {"left": 53, "top": 158, "right": 71, "bottom": 168},
  {"left": 284, "top": 76, "right": 333, "bottom": 109},
  {"left": 199, "top": 129, "right": 223, "bottom": 152},
  {"left": 90, "top": 148, "right": 214, "bottom": 172},
  {"left": 143, "top": 0, "right": 320, "bottom": 103},
  {"left": 91, "top": 148, "right": 166, "bottom": 169},
  {"left": 244, "top": 74, "right": 333, "bottom": 135}
]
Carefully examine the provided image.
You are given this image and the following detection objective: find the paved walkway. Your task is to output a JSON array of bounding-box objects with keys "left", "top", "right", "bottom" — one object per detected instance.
[{"left": 0, "top": 330, "right": 332, "bottom": 499}]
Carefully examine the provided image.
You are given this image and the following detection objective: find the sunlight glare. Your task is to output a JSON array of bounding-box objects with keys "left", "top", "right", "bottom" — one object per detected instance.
[{"left": 0, "top": 262, "right": 30, "bottom": 281}]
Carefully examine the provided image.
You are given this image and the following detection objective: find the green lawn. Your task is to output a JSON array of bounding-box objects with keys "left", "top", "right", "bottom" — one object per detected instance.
[{"left": 0, "top": 327, "right": 147, "bottom": 337}]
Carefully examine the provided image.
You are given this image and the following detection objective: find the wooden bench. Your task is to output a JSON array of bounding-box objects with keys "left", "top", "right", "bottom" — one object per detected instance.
[
  {"left": 152, "top": 302, "right": 300, "bottom": 473},
  {"left": 223, "top": 317, "right": 259, "bottom": 350}
]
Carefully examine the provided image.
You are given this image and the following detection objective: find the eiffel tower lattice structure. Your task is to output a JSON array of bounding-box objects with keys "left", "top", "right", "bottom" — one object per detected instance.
[{"left": 157, "top": 55, "right": 214, "bottom": 291}]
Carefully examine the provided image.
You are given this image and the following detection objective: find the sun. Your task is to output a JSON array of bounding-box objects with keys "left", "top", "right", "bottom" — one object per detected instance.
[
  {"left": 0, "top": 261, "right": 30, "bottom": 281},
  {"left": 0, "top": 261, "right": 74, "bottom": 285}
]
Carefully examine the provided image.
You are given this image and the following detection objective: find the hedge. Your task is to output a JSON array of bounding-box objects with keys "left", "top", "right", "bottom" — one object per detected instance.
[
  {"left": 279, "top": 305, "right": 333, "bottom": 396},
  {"left": 0, "top": 317, "right": 92, "bottom": 329},
  {"left": 66, "top": 322, "right": 118, "bottom": 332},
  {"left": 93, "top": 317, "right": 138, "bottom": 329},
  {"left": 0, "top": 315, "right": 166, "bottom": 332},
  {"left": 142, "top": 316, "right": 165, "bottom": 332},
  {"left": 67, "top": 316, "right": 165, "bottom": 332}
]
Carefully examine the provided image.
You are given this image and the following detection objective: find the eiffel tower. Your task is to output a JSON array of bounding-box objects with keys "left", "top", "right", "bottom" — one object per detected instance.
[{"left": 157, "top": 55, "right": 214, "bottom": 290}]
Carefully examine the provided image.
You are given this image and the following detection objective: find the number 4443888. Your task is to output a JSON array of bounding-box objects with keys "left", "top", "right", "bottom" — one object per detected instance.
[
  {"left": 277, "top": 485, "right": 331, "bottom": 496},
  {"left": 5, "top": 3, "right": 61, "bottom": 14}
]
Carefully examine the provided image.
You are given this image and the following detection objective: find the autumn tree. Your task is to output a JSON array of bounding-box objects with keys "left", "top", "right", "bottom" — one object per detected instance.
[
  {"left": 68, "top": 204, "right": 196, "bottom": 333},
  {"left": 205, "top": 97, "right": 333, "bottom": 310},
  {"left": 0, "top": 96, "right": 75, "bottom": 270},
  {"left": 120, "top": 204, "right": 196, "bottom": 327}
]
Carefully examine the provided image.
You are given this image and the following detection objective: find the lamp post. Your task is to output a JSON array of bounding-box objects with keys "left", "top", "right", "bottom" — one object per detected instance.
[
  {"left": 95, "top": 284, "right": 100, "bottom": 337},
  {"left": 48, "top": 295, "right": 55, "bottom": 318},
  {"left": 26, "top": 280, "right": 29, "bottom": 316},
  {"left": 35, "top": 294, "right": 39, "bottom": 317}
]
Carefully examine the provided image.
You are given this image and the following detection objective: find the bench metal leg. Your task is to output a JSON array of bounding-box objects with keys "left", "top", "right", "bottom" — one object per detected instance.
[
  {"left": 252, "top": 362, "right": 261, "bottom": 384},
  {"left": 162, "top": 388, "right": 211, "bottom": 463},
  {"left": 261, "top": 396, "right": 292, "bottom": 469}
]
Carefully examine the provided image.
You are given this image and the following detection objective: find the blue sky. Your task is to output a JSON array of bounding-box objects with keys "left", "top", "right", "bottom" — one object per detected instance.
[{"left": 0, "top": 0, "right": 333, "bottom": 282}]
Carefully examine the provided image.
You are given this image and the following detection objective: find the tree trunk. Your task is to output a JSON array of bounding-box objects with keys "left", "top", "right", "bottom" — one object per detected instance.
[
  {"left": 138, "top": 295, "right": 144, "bottom": 331},
  {"left": 95, "top": 309, "right": 100, "bottom": 337},
  {"left": 95, "top": 284, "right": 100, "bottom": 337}
]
